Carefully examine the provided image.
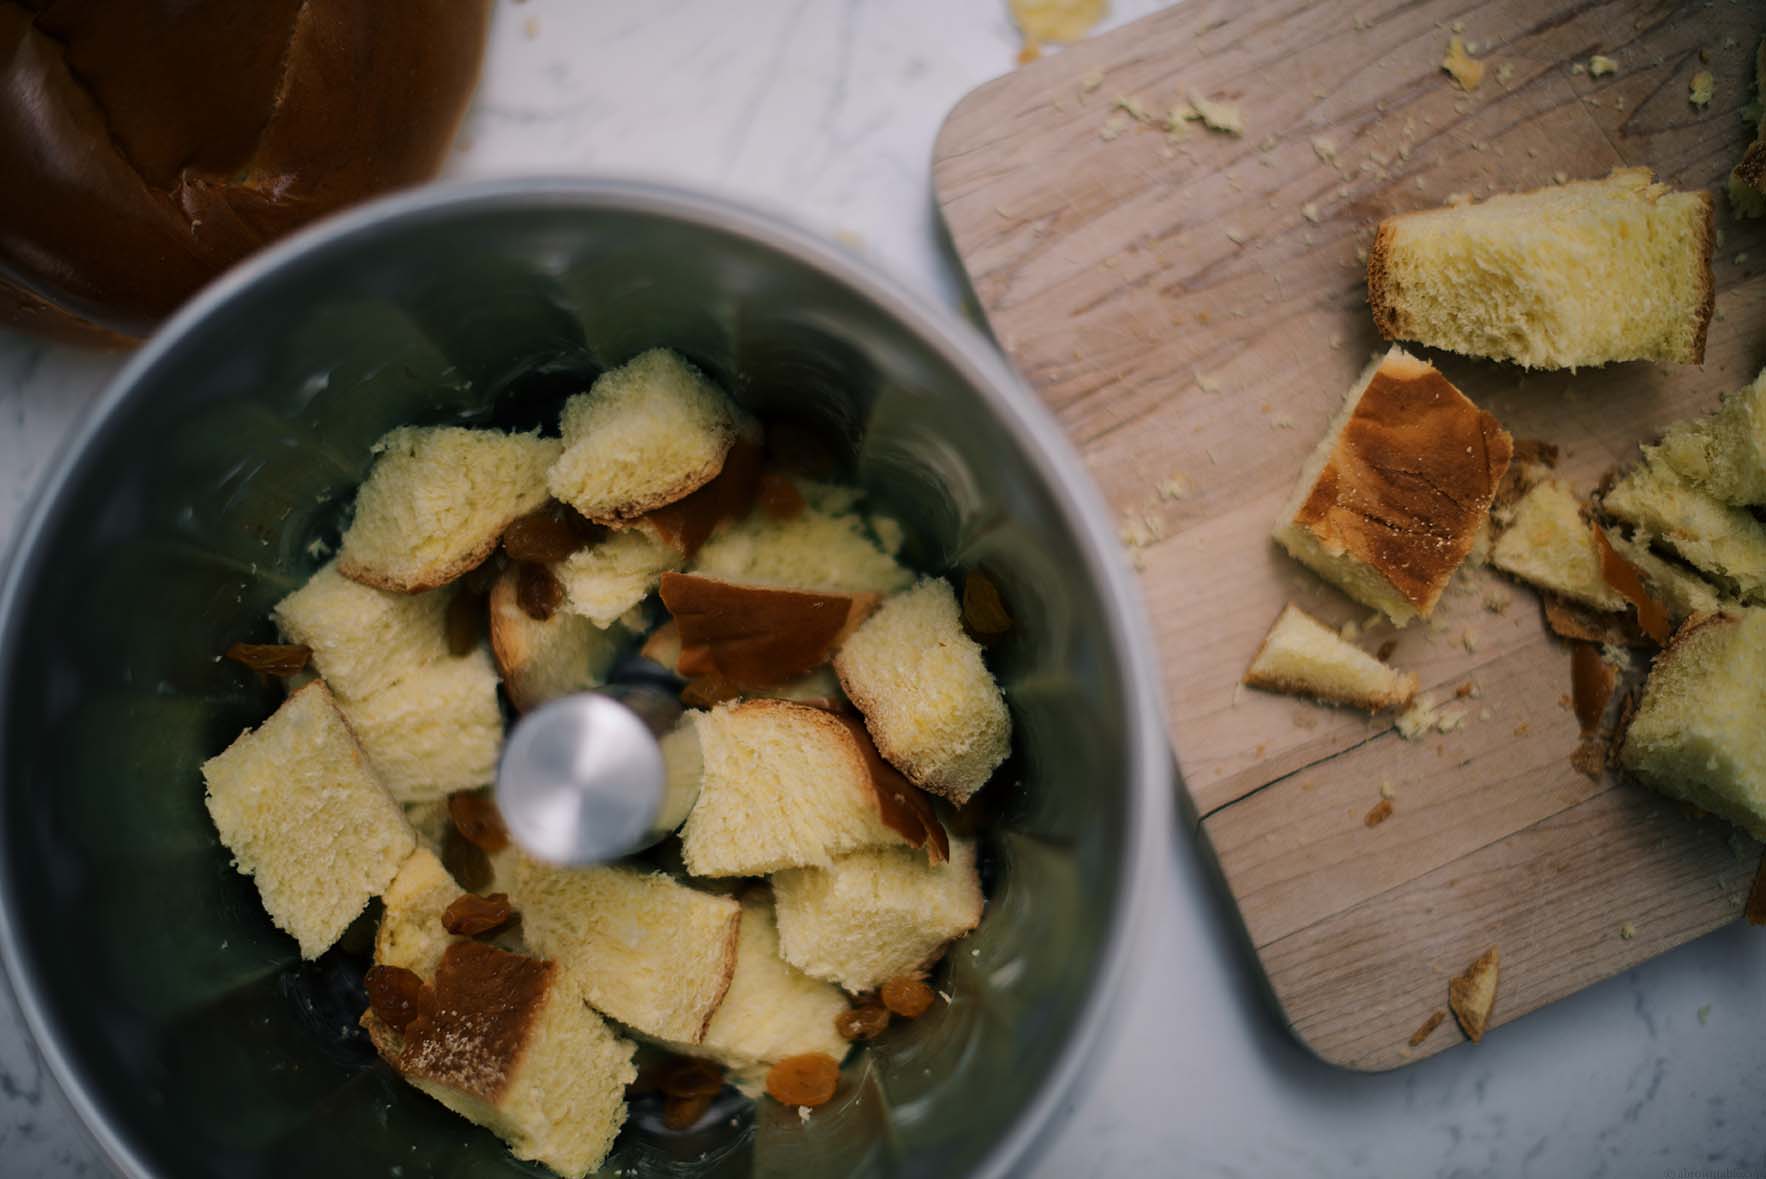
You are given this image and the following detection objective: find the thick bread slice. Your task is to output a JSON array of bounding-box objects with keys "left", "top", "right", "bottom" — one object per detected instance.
[
  {"left": 1649, "top": 368, "right": 1766, "bottom": 507},
  {"left": 273, "top": 561, "right": 452, "bottom": 701},
  {"left": 1243, "top": 603, "right": 1418, "bottom": 712},
  {"left": 489, "top": 564, "right": 623, "bottom": 712},
  {"left": 1602, "top": 460, "right": 1766, "bottom": 602},
  {"left": 201, "top": 681, "right": 414, "bottom": 959},
  {"left": 548, "top": 349, "right": 752, "bottom": 524},
  {"left": 691, "top": 480, "right": 913, "bottom": 595},
  {"left": 1604, "top": 532, "right": 1726, "bottom": 623},
  {"left": 773, "top": 840, "right": 984, "bottom": 994},
  {"left": 337, "top": 426, "right": 559, "bottom": 593},
  {"left": 375, "top": 847, "right": 465, "bottom": 979},
  {"left": 339, "top": 647, "right": 504, "bottom": 803},
  {"left": 371, "top": 942, "right": 636, "bottom": 1179},
  {"left": 1621, "top": 610, "right": 1766, "bottom": 839},
  {"left": 557, "top": 528, "right": 685, "bottom": 629},
  {"left": 835, "top": 577, "right": 1011, "bottom": 806},
  {"left": 1272, "top": 347, "right": 1513, "bottom": 624},
  {"left": 1491, "top": 481, "right": 1624, "bottom": 611},
  {"left": 1729, "top": 39, "right": 1766, "bottom": 219},
  {"left": 505, "top": 855, "right": 740, "bottom": 1044},
  {"left": 1368, "top": 167, "right": 1714, "bottom": 368},
  {"left": 660, "top": 572, "right": 877, "bottom": 688}
]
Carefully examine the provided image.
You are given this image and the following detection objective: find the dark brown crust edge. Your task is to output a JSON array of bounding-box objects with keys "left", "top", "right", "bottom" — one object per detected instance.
[
  {"left": 1365, "top": 221, "right": 1402, "bottom": 342},
  {"left": 693, "top": 902, "right": 744, "bottom": 1044},
  {"left": 1685, "top": 190, "right": 1716, "bottom": 365}
]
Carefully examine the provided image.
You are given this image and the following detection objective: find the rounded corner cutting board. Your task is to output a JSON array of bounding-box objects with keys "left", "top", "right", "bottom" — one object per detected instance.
[{"left": 934, "top": 0, "right": 1766, "bottom": 1070}]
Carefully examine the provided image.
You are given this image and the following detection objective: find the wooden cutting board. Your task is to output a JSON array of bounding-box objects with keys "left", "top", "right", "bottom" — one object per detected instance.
[{"left": 934, "top": 0, "right": 1766, "bottom": 1069}]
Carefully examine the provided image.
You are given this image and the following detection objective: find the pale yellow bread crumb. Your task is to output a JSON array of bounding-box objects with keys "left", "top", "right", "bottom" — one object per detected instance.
[
  {"left": 557, "top": 529, "right": 684, "bottom": 629},
  {"left": 1243, "top": 602, "right": 1418, "bottom": 712},
  {"left": 337, "top": 426, "right": 558, "bottom": 593},
  {"left": 834, "top": 578, "right": 1011, "bottom": 805},
  {"left": 1368, "top": 167, "right": 1714, "bottom": 368},
  {"left": 1621, "top": 610, "right": 1766, "bottom": 839},
  {"left": 691, "top": 481, "right": 912, "bottom": 595},
  {"left": 1491, "top": 481, "right": 1624, "bottom": 611},
  {"left": 1604, "top": 532, "right": 1726, "bottom": 622},
  {"left": 547, "top": 349, "right": 751, "bottom": 524},
  {"left": 1602, "top": 459, "right": 1766, "bottom": 601},
  {"left": 1648, "top": 368, "right": 1766, "bottom": 507},
  {"left": 505, "top": 854, "right": 740, "bottom": 1043},
  {"left": 201, "top": 681, "right": 413, "bottom": 958},
  {"left": 488, "top": 564, "right": 623, "bottom": 712},
  {"left": 273, "top": 562, "right": 452, "bottom": 700},
  {"left": 774, "top": 840, "right": 984, "bottom": 994},
  {"left": 375, "top": 847, "right": 464, "bottom": 979},
  {"left": 338, "top": 648, "right": 503, "bottom": 803},
  {"left": 1272, "top": 348, "right": 1512, "bottom": 624}
]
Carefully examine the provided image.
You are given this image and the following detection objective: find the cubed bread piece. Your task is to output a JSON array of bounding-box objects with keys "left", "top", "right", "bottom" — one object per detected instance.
[
  {"left": 1243, "top": 603, "right": 1418, "bottom": 712},
  {"left": 337, "top": 426, "right": 559, "bottom": 593},
  {"left": 374, "top": 942, "right": 636, "bottom": 1179},
  {"left": 1621, "top": 610, "right": 1766, "bottom": 838},
  {"left": 201, "top": 681, "right": 414, "bottom": 958},
  {"left": 273, "top": 562, "right": 452, "bottom": 700},
  {"left": 660, "top": 572, "right": 877, "bottom": 688},
  {"left": 1729, "top": 39, "right": 1766, "bottom": 219},
  {"left": 1602, "top": 460, "right": 1766, "bottom": 602},
  {"left": 489, "top": 564, "right": 623, "bottom": 712},
  {"left": 1604, "top": 532, "right": 1726, "bottom": 623},
  {"left": 557, "top": 529, "right": 685, "bottom": 629},
  {"left": 1649, "top": 368, "right": 1766, "bottom": 507},
  {"left": 692, "top": 480, "right": 913, "bottom": 595},
  {"left": 1491, "top": 481, "right": 1624, "bottom": 611},
  {"left": 679, "top": 700, "right": 945, "bottom": 877},
  {"left": 375, "top": 847, "right": 465, "bottom": 979},
  {"left": 505, "top": 855, "right": 740, "bottom": 1043},
  {"left": 1272, "top": 348, "right": 1513, "bottom": 624},
  {"left": 834, "top": 577, "right": 1011, "bottom": 806},
  {"left": 1368, "top": 167, "right": 1714, "bottom": 368},
  {"left": 548, "top": 349, "right": 752, "bottom": 524},
  {"left": 339, "top": 648, "right": 503, "bottom": 803},
  {"left": 636, "top": 436, "right": 764, "bottom": 557},
  {"left": 773, "top": 840, "right": 984, "bottom": 994}
]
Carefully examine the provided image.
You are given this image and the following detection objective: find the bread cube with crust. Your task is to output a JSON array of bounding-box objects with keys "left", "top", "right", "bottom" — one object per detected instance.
[
  {"left": 273, "top": 561, "right": 452, "bottom": 701},
  {"left": 489, "top": 563, "right": 623, "bottom": 712}
]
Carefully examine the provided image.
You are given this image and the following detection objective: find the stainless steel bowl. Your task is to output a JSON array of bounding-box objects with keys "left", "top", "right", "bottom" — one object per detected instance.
[{"left": 0, "top": 180, "right": 1171, "bottom": 1179}]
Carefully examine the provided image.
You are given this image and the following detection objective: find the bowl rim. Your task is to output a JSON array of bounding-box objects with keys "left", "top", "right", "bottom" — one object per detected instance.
[{"left": 0, "top": 176, "right": 1173, "bottom": 1179}]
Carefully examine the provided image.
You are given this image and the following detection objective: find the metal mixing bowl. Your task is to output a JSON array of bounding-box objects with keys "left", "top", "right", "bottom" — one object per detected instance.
[{"left": 0, "top": 180, "right": 1170, "bottom": 1178}]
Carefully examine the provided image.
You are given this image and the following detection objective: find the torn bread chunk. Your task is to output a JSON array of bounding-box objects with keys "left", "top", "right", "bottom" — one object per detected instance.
[
  {"left": 679, "top": 700, "right": 946, "bottom": 878},
  {"left": 1243, "top": 602, "right": 1418, "bottom": 712},
  {"left": 1649, "top": 368, "right": 1766, "bottom": 507},
  {"left": 1368, "top": 168, "right": 1714, "bottom": 368},
  {"left": 692, "top": 481, "right": 913, "bottom": 595},
  {"left": 201, "top": 681, "right": 413, "bottom": 958},
  {"left": 557, "top": 529, "right": 685, "bottom": 629},
  {"left": 1602, "top": 459, "right": 1766, "bottom": 602},
  {"left": 1449, "top": 945, "right": 1500, "bottom": 1042},
  {"left": 337, "top": 426, "right": 559, "bottom": 593},
  {"left": 774, "top": 840, "right": 984, "bottom": 994},
  {"left": 1604, "top": 532, "right": 1725, "bottom": 623},
  {"left": 504, "top": 855, "right": 741, "bottom": 1044},
  {"left": 1272, "top": 348, "right": 1513, "bottom": 624},
  {"left": 273, "top": 562, "right": 452, "bottom": 700},
  {"left": 339, "top": 648, "right": 503, "bottom": 803},
  {"left": 489, "top": 563, "right": 623, "bottom": 712},
  {"left": 1491, "top": 481, "right": 1624, "bottom": 611},
  {"left": 1620, "top": 610, "right": 1766, "bottom": 839},
  {"left": 370, "top": 942, "right": 635, "bottom": 1179},
  {"left": 1729, "top": 39, "right": 1766, "bottom": 219},
  {"left": 375, "top": 847, "right": 465, "bottom": 980},
  {"left": 548, "top": 349, "right": 753, "bottom": 524},
  {"left": 659, "top": 572, "right": 878, "bottom": 688},
  {"left": 834, "top": 577, "right": 1012, "bottom": 806}
]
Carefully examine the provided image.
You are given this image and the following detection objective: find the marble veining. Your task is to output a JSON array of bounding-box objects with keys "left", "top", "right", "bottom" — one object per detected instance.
[{"left": 2, "top": 1, "right": 1764, "bottom": 1176}]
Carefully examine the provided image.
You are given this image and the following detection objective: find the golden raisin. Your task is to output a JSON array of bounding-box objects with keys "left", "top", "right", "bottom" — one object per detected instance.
[
  {"left": 755, "top": 471, "right": 806, "bottom": 520},
  {"left": 515, "top": 561, "right": 565, "bottom": 621},
  {"left": 961, "top": 571, "right": 1013, "bottom": 639},
  {"left": 765, "top": 1053, "right": 839, "bottom": 1107},
  {"left": 504, "top": 504, "right": 598, "bottom": 564},
  {"left": 880, "top": 976, "right": 935, "bottom": 1018},
  {"left": 448, "top": 791, "right": 510, "bottom": 853},
  {"left": 662, "top": 1091, "right": 715, "bottom": 1131},
  {"left": 444, "top": 588, "right": 486, "bottom": 657},
  {"left": 835, "top": 1004, "right": 890, "bottom": 1041},
  {"left": 441, "top": 892, "right": 514, "bottom": 936},
  {"left": 224, "top": 642, "right": 312, "bottom": 676},
  {"left": 658, "top": 1056, "right": 724, "bottom": 1100},
  {"left": 364, "top": 964, "right": 429, "bottom": 1034}
]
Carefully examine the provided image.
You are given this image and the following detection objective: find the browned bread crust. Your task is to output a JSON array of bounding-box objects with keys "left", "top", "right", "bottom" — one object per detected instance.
[
  {"left": 397, "top": 942, "right": 553, "bottom": 1105},
  {"left": 1365, "top": 221, "right": 1403, "bottom": 342},
  {"left": 1687, "top": 191, "right": 1717, "bottom": 365},
  {"left": 659, "top": 572, "right": 878, "bottom": 688}
]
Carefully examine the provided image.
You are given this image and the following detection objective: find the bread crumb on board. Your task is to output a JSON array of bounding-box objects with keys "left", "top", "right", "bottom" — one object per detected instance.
[
  {"left": 1691, "top": 70, "right": 1715, "bottom": 107},
  {"left": 1588, "top": 54, "right": 1618, "bottom": 77},
  {"left": 1187, "top": 92, "right": 1245, "bottom": 135},
  {"left": 1010, "top": 0, "right": 1106, "bottom": 45},
  {"left": 1408, "top": 1009, "right": 1447, "bottom": 1048},
  {"left": 1442, "top": 35, "right": 1485, "bottom": 92}
]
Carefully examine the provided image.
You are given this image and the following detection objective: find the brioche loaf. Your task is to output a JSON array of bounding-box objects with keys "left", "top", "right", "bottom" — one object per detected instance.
[
  {"left": 1602, "top": 460, "right": 1766, "bottom": 602},
  {"left": 1492, "top": 481, "right": 1624, "bottom": 611},
  {"left": 1272, "top": 347, "right": 1513, "bottom": 624},
  {"left": 1729, "top": 39, "right": 1766, "bottom": 218},
  {"left": 375, "top": 847, "right": 464, "bottom": 979},
  {"left": 835, "top": 578, "right": 1011, "bottom": 806},
  {"left": 1243, "top": 603, "right": 1418, "bottom": 712},
  {"left": 692, "top": 481, "right": 913, "bottom": 595},
  {"left": 1648, "top": 368, "right": 1766, "bottom": 507},
  {"left": 337, "top": 427, "right": 558, "bottom": 593},
  {"left": 1368, "top": 168, "right": 1714, "bottom": 368},
  {"left": 489, "top": 564, "right": 622, "bottom": 712},
  {"left": 273, "top": 562, "right": 452, "bottom": 700},
  {"left": 201, "top": 681, "right": 413, "bottom": 958},
  {"left": 1620, "top": 610, "right": 1766, "bottom": 838},
  {"left": 774, "top": 839, "right": 984, "bottom": 994},
  {"left": 557, "top": 529, "right": 685, "bottom": 629}
]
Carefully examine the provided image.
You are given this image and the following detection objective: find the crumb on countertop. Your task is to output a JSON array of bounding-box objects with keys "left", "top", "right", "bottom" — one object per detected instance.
[
  {"left": 1691, "top": 70, "right": 1715, "bottom": 107},
  {"left": 1443, "top": 35, "right": 1485, "bottom": 91}
]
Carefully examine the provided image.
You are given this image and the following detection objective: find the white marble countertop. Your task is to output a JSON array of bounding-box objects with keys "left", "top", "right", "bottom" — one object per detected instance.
[{"left": 3, "top": 2, "right": 1764, "bottom": 1177}]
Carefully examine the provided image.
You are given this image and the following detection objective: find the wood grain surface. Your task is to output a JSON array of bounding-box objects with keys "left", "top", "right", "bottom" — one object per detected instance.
[{"left": 934, "top": 0, "right": 1765, "bottom": 1069}]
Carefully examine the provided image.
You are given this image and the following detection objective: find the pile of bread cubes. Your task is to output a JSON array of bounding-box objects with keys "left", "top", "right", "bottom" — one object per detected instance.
[{"left": 200, "top": 349, "right": 1014, "bottom": 1177}]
